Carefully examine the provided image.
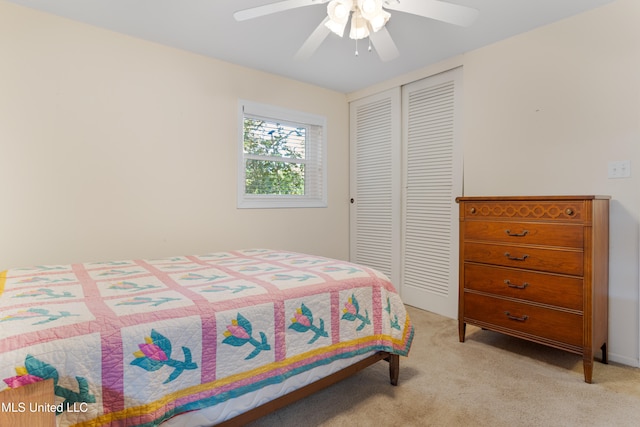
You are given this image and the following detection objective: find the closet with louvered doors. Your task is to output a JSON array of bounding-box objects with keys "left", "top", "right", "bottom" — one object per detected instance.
[{"left": 349, "top": 68, "right": 463, "bottom": 318}]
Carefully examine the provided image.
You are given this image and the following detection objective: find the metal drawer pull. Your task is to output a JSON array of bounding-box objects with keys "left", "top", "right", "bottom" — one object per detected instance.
[
  {"left": 505, "top": 229, "right": 529, "bottom": 237},
  {"left": 505, "top": 311, "right": 528, "bottom": 322},
  {"left": 504, "top": 280, "right": 529, "bottom": 289},
  {"left": 504, "top": 253, "right": 528, "bottom": 261}
]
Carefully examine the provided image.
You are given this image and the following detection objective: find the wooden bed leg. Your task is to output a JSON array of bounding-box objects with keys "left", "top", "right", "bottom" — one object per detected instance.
[{"left": 386, "top": 353, "right": 399, "bottom": 386}]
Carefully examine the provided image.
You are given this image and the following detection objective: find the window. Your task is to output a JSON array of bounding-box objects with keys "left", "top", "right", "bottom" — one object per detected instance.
[{"left": 238, "top": 100, "right": 327, "bottom": 208}]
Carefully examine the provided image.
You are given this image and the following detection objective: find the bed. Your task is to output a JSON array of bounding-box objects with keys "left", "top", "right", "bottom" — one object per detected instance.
[{"left": 0, "top": 249, "right": 414, "bottom": 426}]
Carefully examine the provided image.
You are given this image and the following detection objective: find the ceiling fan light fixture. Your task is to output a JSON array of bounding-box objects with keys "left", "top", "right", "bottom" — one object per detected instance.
[
  {"left": 326, "top": 0, "right": 353, "bottom": 37},
  {"left": 357, "top": 0, "right": 382, "bottom": 20},
  {"left": 368, "top": 9, "right": 390, "bottom": 32},
  {"left": 236, "top": 0, "right": 479, "bottom": 61},
  {"left": 349, "top": 9, "right": 370, "bottom": 40},
  {"left": 325, "top": 19, "right": 348, "bottom": 37}
]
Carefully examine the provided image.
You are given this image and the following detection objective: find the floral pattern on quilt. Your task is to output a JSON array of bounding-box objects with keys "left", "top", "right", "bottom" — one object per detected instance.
[
  {"left": 0, "top": 302, "right": 93, "bottom": 339},
  {"left": 150, "top": 262, "right": 203, "bottom": 272},
  {"left": 284, "top": 295, "right": 332, "bottom": 356},
  {"left": 105, "top": 290, "right": 192, "bottom": 316},
  {"left": 12, "top": 287, "right": 75, "bottom": 300},
  {"left": 222, "top": 313, "right": 272, "bottom": 360},
  {"left": 143, "top": 256, "right": 191, "bottom": 265},
  {"left": 339, "top": 288, "right": 374, "bottom": 339},
  {"left": 195, "top": 279, "right": 267, "bottom": 302},
  {"left": 280, "top": 256, "right": 330, "bottom": 267},
  {"left": 131, "top": 329, "right": 198, "bottom": 384},
  {"left": 86, "top": 260, "right": 138, "bottom": 267},
  {"left": 258, "top": 270, "right": 325, "bottom": 289},
  {"left": 4, "top": 355, "right": 97, "bottom": 414},
  {"left": 341, "top": 294, "right": 371, "bottom": 331},
  {"left": 382, "top": 289, "right": 408, "bottom": 335},
  {"left": 121, "top": 316, "right": 203, "bottom": 407},
  {"left": 89, "top": 266, "right": 147, "bottom": 280},
  {"left": 1, "top": 307, "right": 79, "bottom": 325},
  {"left": 2, "top": 271, "right": 79, "bottom": 290},
  {"left": 289, "top": 303, "right": 329, "bottom": 344},
  {"left": 0, "top": 284, "right": 83, "bottom": 309},
  {"left": 385, "top": 296, "right": 402, "bottom": 331},
  {"left": 313, "top": 263, "right": 369, "bottom": 280},
  {"left": 256, "top": 253, "right": 297, "bottom": 262},
  {"left": 194, "top": 252, "right": 235, "bottom": 262},
  {"left": 202, "top": 255, "right": 255, "bottom": 266},
  {"left": 227, "top": 262, "right": 287, "bottom": 276},
  {"left": 95, "top": 275, "right": 170, "bottom": 297},
  {"left": 10, "top": 264, "right": 71, "bottom": 274},
  {"left": 171, "top": 267, "right": 231, "bottom": 286},
  {"left": 216, "top": 304, "right": 275, "bottom": 378},
  {"left": 0, "top": 334, "right": 103, "bottom": 424}
]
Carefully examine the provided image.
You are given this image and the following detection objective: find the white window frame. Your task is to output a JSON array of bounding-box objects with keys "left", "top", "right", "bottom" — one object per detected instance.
[{"left": 238, "top": 100, "right": 327, "bottom": 209}]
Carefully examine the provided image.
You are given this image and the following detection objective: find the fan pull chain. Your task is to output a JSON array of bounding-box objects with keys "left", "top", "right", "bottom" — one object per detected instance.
[{"left": 354, "top": 36, "right": 373, "bottom": 56}]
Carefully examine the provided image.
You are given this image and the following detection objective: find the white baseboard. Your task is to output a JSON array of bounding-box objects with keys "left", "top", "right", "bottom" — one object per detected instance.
[{"left": 608, "top": 352, "right": 640, "bottom": 368}]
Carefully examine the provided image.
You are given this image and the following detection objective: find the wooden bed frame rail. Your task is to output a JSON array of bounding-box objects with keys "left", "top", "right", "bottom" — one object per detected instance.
[{"left": 217, "top": 352, "right": 400, "bottom": 426}]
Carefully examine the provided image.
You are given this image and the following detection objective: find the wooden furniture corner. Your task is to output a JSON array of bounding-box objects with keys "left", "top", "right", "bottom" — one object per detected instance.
[{"left": 0, "top": 379, "right": 56, "bottom": 427}]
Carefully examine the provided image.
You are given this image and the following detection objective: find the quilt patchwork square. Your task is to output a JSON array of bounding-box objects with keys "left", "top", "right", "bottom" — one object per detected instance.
[
  {"left": 284, "top": 294, "right": 332, "bottom": 357},
  {"left": 121, "top": 316, "right": 203, "bottom": 407}
]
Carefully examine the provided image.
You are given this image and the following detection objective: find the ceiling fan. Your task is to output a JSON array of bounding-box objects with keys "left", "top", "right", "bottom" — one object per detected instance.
[{"left": 233, "top": 0, "right": 479, "bottom": 61}]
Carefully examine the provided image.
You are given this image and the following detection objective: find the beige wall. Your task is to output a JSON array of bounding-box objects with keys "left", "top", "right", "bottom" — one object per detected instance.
[
  {"left": 350, "top": 0, "right": 640, "bottom": 367},
  {"left": 0, "top": 1, "right": 350, "bottom": 269},
  {"left": 463, "top": 0, "right": 640, "bottom": 367}
]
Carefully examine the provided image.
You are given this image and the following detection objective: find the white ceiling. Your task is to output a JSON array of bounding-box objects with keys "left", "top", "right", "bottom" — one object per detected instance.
[{"left": 7, "top": 0, "right": 617, "bottom": 93}]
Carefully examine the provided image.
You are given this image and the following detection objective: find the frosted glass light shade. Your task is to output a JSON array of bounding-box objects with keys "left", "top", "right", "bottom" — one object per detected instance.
[
  {"left": 326, "top": 0, "right": 353, "bottom": 37},
  {"left": 368, "top": 9, "right": 390, "bottom": 32},
  {"left": 357, "top": 0, "right": 382, "bottom": 20},
  {"left": 349, "top": 10, "right": 369, "bottom": 40}
]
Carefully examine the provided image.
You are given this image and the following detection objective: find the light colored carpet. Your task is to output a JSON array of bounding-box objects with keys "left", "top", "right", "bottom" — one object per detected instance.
[{"left": 247, "top": 306, "right": 640, "bottom": 426}]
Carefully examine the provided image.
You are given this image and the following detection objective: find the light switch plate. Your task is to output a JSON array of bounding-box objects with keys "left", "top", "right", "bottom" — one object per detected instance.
[{"left": 608, "top": 160, "right": 631, "bottom": 178}]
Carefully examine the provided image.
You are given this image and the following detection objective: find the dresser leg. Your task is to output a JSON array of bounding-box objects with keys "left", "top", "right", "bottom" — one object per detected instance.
[
  {"left": 583, "top": 357, "right": 594, "bottom": 384},
  {"left": 601, "top": 342, "right": 608, "bottom": 364},
  {"left": 458, "top": 321, "right": 466, "bottom": 342}
]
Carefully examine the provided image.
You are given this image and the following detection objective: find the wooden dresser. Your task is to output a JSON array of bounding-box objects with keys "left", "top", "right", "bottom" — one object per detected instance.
[{"left": 456, "top": 196, "right": 609, "bottom": 383}]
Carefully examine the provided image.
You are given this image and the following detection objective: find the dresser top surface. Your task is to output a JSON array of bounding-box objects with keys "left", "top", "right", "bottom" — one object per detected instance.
[{"left": 456, "top": 195, "right": 610, "bottom": 202}]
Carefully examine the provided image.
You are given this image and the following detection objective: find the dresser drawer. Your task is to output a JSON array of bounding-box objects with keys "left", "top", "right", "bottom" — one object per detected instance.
[
  {"left": 463, "top": 264, "right": 583, "bottom": 311},
  {"left": 463, "top": 292, "right": 583, "bottom": 348},
  {"left": 464, "top": 242, "right": 583, "bottom": 275},
  {"left": 464, "top": 221, "right": 583, "bottom": 248},
  {"left": 462, "top": 201, "right": 585, "bottom": 222}
]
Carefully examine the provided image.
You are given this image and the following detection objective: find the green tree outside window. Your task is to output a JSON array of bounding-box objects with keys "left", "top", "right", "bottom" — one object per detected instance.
[{"left": 243, "top": 118, "right": 307, "bottom": 195}]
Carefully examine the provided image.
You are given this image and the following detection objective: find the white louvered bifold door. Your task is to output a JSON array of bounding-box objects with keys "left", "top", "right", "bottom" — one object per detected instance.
[
  {"left": 401, "top": 68, "right": 462, "bottom": 318},
  {"left": 349, "top": 88, "right": 401, "bottom": 287}
]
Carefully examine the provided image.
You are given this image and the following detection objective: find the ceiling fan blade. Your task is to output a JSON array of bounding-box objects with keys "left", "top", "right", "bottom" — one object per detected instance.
[
  {"left": 295, "top": 17, "right": 332, "bottom": 60},
  {"left": 384, "top": 0, "right": 479, "bottom": 27},
  {"left": 369, "top": 27, "right": 400, "bottom": 62},
  {"left": 234, "top": 0, "right": 328, "bottom": 21}
]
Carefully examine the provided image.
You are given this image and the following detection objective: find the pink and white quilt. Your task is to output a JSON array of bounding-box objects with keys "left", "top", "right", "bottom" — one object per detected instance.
[{"left": 0, "top": 249, "right": 414, "bottom": 426}]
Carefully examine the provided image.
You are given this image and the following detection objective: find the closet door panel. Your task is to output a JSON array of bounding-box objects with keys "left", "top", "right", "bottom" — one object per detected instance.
[
  {"left": 349, "top": 88, "right": 401, "bottom": 286},
  {"left": 402, "top": 68, "right": 463, "bottom": 318}
]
